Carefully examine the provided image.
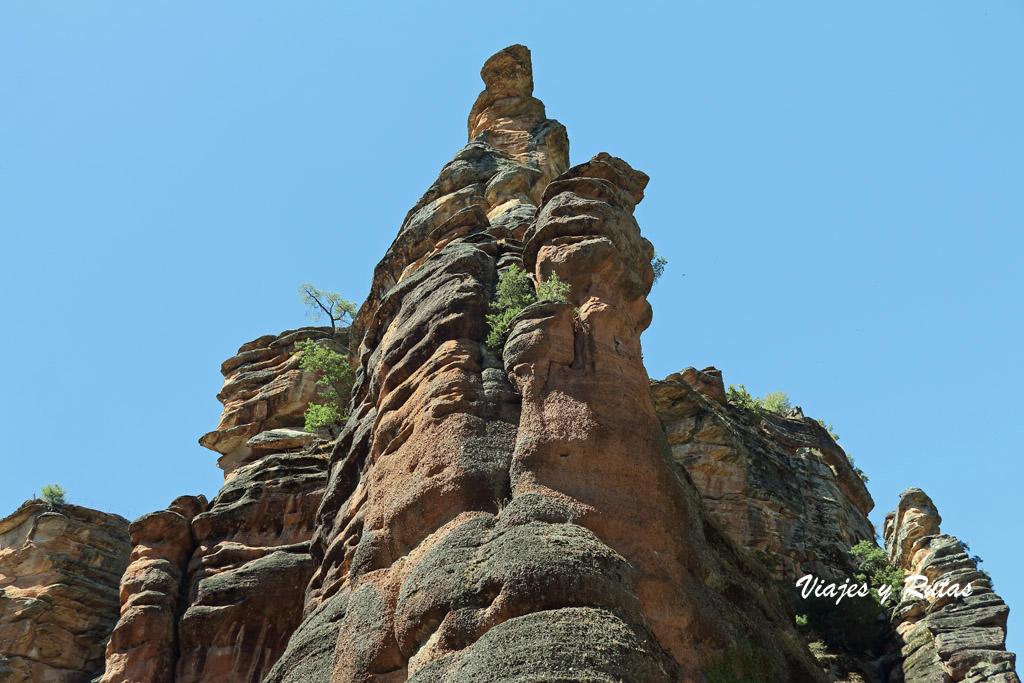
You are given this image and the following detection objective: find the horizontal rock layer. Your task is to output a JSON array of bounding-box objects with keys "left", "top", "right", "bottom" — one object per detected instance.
[
  {"left": 885, "top": 488, "right": 1018, "bottom": 683},
  {"left": 199, "top": 326, "right": 345, "bottom": 476},
  {"left": 0, "top": 502, "right": 130, "bottom": 683},
  {"left": 653, "top": 366, "right": 875, "bottom": 580}
]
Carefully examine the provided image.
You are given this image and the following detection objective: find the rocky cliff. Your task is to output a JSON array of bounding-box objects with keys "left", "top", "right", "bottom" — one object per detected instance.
[
  {"left": 886, "top": 488, "right": 1018, "bottom": 683},
  {"left": 199, "top": 326, "right": 345, "bottom": 477},
  {"left": 652, "top": 366, "right": 874, "bottom": 581},
  {"left": 101, "top": 327, "right": 339, "bottom": 683},
  {"left": 0, "top": 502, "right": 129, "bottom": 683}
]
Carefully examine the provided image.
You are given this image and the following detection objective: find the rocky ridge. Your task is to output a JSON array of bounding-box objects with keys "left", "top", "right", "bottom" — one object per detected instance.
[{"left": 0, "top": 502, "right": 130, "bottom": 683}]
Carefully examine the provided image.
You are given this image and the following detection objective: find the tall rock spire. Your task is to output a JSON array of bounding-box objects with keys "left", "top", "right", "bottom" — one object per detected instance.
[
  {"left": 886, "top": 488, "right": 1019, "bottom": 683},
  {"left": 264, "top": 47, "right": 826, "bottom": 682}
]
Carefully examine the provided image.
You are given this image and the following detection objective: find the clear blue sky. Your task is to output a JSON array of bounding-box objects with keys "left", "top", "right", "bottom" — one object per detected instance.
[{"left": 2, "top": 2, "right": 1021, "bottom": 656}]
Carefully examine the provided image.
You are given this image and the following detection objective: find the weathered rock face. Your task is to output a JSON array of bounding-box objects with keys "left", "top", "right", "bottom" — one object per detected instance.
[
  {"left": 103, "top": 327, "right": 335, "bottom": 683},
  {"left": 174, "top": 449, "right": 327, "bottom": 683},
  {"left": 0, "top": 502, "right": 130, "bottom": 683},
  {"left": 101, "top": 496, "right": 207, "bottom": 683},
  {"left": 94, "top": 45, "right": 1018, "bottom": 683},
  {"left": 653, "top": 366, "right": 875, "bottom": 580},
  {"left": 507, "top": 152, "right": 830, "bottom": 681},
  {"left": 265, "top": 45, "right": 826, "bottom": 683},
  {"left": 199, "top": 326, "right": 346, "bottom": 477},
  {"left": 885, "top": 488, "right": 1019, "bottom": 683}
]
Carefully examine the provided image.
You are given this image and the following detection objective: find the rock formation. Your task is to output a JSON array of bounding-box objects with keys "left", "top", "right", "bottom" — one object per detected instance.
[
  {"left": 264, "top": 44, "right": 825, "bottom": 683},
  {"left": 174, "top": 449, "right": 326, "bottom": 683},
  {"left": 0, "top": 502, "right": 130, "bottom": 683},
  {"left": 652, "top": 366, "right": 875, "bottom": 580},
  {"left": 886, "top": 488, "right": 1019, "bottom": 683},
  {"left": 79, "top": 44, "right": 1018, "bottom": 683},
  {"left": 101, "top": 327, "right": 339, "bottom": 683},
  {"left": 199, "top": 327, "right": 345, "bottom": 477},
  {"left": 101, "top": 495, "right": 206, "bottom": 683}
]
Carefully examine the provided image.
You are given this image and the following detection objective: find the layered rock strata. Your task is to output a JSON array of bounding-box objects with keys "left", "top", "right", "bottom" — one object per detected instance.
[
  {"left": 266, "top": 45, "right": 826, "bottom": 683},
  {"left": 103, "top": 328, "right": 337, "bottom": 683},
  {"left": 886, "top": 488, "right": 1019, "bottom": 683},
  {"left": 199, "top": 326, "right": 346, "bottom": 477},
  {"left": 653, "top": 366, "right": 875, "bottom": 580},
  {"left": 0, "top": 502, "right": 130, "bottom": 683}
]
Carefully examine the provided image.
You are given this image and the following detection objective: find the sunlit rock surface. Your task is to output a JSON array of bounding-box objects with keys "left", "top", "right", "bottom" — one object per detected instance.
[
  {"left": 653, "top": 366, "right": 875, "bottom": 580},
  {"left": 0, "top": 502, "right": 129, "bottom": 683},
  {"left": 265, "top": 45, "right": 825, "bottom": 683}
]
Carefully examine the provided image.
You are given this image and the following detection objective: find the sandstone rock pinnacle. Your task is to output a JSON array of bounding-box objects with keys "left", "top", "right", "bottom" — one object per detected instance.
[{"left": 89, "top": 45, "right": 1019, "bottom": 683}]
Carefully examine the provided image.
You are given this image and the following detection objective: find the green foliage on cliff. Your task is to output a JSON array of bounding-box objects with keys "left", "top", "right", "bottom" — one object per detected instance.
[
  {"left": 815, "top": 418, "right": 840, "bottom": 442},
  {"left": 295, "top": 338, "right": 353, "bottom": 433},
  {"left": 485, "top": 264, "right": 569, "bottom": 350},
  {"left": 958, "top": 538, "right": 995, "bottom": 589},
  {"left": 40, "top": 483, "right": 66, "bottom": 505},
  {"left": 725, "top": 384, "right": 791, "bottom": 415},
  {"left": 850, "top": 540, "right": 903, "bottom": 606},
  {"left": 651, "top": 252, "right": 668, "bottom": 284},
  {"left": 727, "top": 385, "right": 868, "bottom": 482}
]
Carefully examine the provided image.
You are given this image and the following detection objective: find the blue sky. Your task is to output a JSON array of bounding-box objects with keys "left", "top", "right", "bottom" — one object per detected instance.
[{"left": 2, "top": 2, "right": 1021, "bottom": 656}]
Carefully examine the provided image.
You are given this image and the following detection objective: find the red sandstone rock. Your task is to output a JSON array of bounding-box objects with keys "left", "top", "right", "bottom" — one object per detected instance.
[
  {"left": 264, "top": 48, "right": 825, "bottom": 683},
  {"left": 92, "top": 45, "right": 1018, "bottom": 683},
  {"left": 104, "top": 327, "right": 337, "bottom": 683}
]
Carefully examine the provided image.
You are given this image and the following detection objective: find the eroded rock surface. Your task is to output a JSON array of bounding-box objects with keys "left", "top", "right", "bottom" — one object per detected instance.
[
  {"left": 95, "top": 44, "right": 1018, "bottom": 683},
  {"left": 653, "top": 366, "right": 875, "bottom": 580},
  {"left": 885, "top": 488, "right": 1018, "bottom": 683},
  {"left": 199, "top": 326, "right": 346, "bottom": 477},
  {"left": 104, "top": 327, "right": 336, "bottom": 683},
  {"left": 266, "top": 45, "right": 825, "bottom": 683},
  {"left": 101, "top": 496, "right": 206, "bottom": 683},
  {"left": 174, "top": 449, "right": 327, "bottom": 683},
  {"left": 0, "top": 502, "right": 129, "bottom": 683}
]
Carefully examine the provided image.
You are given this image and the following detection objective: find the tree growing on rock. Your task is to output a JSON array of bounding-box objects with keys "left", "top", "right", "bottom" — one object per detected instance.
[
  {"left": 651, "top": 252, "right": 668, "bottom": 284},
  {"left": 299, "top": 282, "right": 357, "bottom": 333},
  {"left": 40, "top": 483, "right": 66, "bottom": 506}
]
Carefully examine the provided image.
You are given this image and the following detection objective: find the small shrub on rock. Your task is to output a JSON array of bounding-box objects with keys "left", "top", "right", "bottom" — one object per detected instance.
[
  {"left": 40, "top": 484, "right": 67, "bottom": 506},
  {"left": 486, "top": 264, "right": 569, "bottom": 350},
  {"left": 295, "top": 339, "right": 353, "bottom": 433}
]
